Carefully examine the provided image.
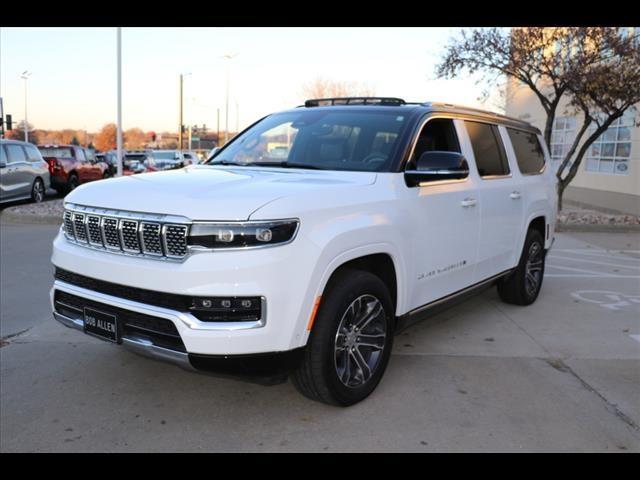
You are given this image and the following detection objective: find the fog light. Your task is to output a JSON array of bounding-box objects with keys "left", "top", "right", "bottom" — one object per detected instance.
[
  {"left": 256, "top": 228, "right": 272, "bottom": 242},
  {"left": 217, "top": 229, "right": 234, "bottom": 243}
]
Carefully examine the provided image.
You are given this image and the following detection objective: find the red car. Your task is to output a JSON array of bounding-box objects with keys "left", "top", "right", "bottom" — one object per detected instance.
[{"left": 38, "top": 145, "right": 111, "bottom": 194}]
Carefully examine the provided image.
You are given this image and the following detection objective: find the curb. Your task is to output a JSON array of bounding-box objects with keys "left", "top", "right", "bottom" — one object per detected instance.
[{"left": 556, "top": 223, "right": 640, "bottom": 233}]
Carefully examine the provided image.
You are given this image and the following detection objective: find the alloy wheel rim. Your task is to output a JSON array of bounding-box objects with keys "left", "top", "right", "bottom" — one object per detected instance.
[
  {"left": 33, "top": 181, "right": 44, "bottom": 202},
  {"left": 525, "top": 241, "right": 544, "bottom": 297},
  {"left": 334, "top": 294, "right": 387, "bottom": 388}
]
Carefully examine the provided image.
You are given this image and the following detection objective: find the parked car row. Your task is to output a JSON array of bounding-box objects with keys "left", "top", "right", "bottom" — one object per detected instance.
[{"left": 1, "top": 139, "right": 204, "bottom": 204}]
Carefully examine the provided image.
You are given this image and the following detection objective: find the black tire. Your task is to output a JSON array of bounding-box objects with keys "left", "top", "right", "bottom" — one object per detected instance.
[
  {"left": 31, "top": 178, "right": 45, "bottom": 203},
  {"left": 292, "top": 269, "right": 395, "bottom": 406},
  {"left": 497, "top": 228, "right": 546, "bottom": 306},
  {"left": 103, "top": 171, "right": 111, "bottom": 179},
  {"left": 67, "top": 173, "right": 79, "bottom": 192}
]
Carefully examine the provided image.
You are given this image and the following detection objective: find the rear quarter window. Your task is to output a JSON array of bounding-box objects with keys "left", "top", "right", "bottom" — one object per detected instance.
[
  {"left": 5, "top": 144, "right": 27, "bottom": 164},
  {"left": 507, "top": 128, "right": 546, "bottom": 174}
]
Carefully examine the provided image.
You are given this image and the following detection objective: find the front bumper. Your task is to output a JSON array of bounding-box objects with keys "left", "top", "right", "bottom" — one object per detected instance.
[{"left": 52, "top": 282, "right": 303, "bottom": 382}]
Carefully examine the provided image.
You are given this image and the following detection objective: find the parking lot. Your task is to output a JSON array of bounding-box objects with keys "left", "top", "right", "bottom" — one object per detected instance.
[{"left": 1, "top": 219, "right": 638, "bottom": 452}]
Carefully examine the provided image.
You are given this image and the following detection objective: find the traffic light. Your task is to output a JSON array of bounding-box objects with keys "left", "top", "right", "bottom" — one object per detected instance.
[{"left": 6, "top": 114, "right": 12, "bottom": 131}]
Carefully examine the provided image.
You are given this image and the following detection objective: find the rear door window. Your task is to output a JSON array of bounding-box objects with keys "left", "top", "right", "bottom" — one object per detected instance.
[
  {"left": 5, "top": 145, "right": 27, "bottom": 164},
  {"left": 76, "top": 148, "right": 86, "bottom": 161},
  {"left": 507, "top": 128, "right": 545, "bottom": 174},
  {"left": 465, "top": 121, "right": 510, "bottom": 177}
]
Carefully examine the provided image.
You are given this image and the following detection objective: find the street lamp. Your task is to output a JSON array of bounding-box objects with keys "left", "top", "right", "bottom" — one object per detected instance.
[
  {"left": 222, "top": 53, "right": 238, "bottom": 145},
  {"left": 20, "top": 71, "right": 32, "bottom": 142},
  {"left": 179, "top": 72, "right": 191, "bottom": 150}
]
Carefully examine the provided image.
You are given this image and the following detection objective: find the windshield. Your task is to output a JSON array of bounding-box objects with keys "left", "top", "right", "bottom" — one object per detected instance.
[{"left": 207, "top": 110, "right": 408, "bottom": 172}]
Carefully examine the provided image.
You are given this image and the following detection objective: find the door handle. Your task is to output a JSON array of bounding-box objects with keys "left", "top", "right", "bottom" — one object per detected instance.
[
  {"left": 510, "top": 191, "right": 522, "bottom": 200},
  {"left": 461, "top": 197, "right": 477, "bottom": 208}
]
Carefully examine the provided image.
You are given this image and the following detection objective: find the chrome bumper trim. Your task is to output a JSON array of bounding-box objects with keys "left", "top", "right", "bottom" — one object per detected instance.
[
  {"left": 52, "top": 310, "right": 195, "bottom": 371},
  {"left": 52, "top": 280, "right": 266, "bottom": 331}
]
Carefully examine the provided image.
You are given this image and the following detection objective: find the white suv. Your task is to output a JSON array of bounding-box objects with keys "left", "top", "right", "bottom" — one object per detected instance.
[{"left": 51, "top": 98, "right": 557, "bottom": 405}]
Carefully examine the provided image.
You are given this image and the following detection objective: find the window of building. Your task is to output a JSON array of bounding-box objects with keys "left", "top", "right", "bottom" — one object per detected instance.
[
  {"left": 585, "top": 108, "right": 635, "bottom": 176},
  {"left": 550, "top": 116, "right": 576, "bottom": 169}
]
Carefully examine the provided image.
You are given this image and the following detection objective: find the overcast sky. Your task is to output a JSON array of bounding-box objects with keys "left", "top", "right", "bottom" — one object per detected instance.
[{"left": 0, "top": 27, "right": 499, "bottom": 133}]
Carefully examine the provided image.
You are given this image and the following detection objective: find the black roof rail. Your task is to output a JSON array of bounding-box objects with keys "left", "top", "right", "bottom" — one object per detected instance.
[{"left": 304, "top": 97, "right": 406, "bottom": 107}]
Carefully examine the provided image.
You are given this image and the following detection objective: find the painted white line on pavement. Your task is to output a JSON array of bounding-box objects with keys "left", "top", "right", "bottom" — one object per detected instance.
[
  {"left": 547, "top": 254, "right": 640, "bottom": 270},
  {"left": 546, "top": 263, "right": 616, "bottom": 275}
]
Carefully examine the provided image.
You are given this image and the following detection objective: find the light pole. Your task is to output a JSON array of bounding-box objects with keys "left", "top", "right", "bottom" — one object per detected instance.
[
  {"left": 222, "top": 53, "right": 238, "bottom": 145},
  {"left": 20, "top": 71, "right": 31, "bottom": 142},
  {"left": 116, "top": 28, "right": 123, "bottom": 176},
  {"left": 178, "top": 72, "right": 191, "bottom": 150}
]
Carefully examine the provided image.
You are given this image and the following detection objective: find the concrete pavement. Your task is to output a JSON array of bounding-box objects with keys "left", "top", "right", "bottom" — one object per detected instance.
[{"left": 1, "top": 224, "right": 638, "bottom": 452}]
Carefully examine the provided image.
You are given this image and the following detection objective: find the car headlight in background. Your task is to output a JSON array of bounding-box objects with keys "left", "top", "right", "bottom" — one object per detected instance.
[{"left": 188, "top": 219, "right": 299, "bottom": 249}]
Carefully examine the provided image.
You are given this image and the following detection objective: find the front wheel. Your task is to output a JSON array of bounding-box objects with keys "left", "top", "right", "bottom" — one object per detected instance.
[
  {"left": 292, "top": 269, "right": 394, "bottom": 406},
  {"left": 497, "top": 228, "right": 546, "bottom": 305}
]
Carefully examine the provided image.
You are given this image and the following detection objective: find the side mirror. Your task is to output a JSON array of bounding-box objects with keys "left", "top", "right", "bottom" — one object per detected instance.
[{"left": 405, "top": 151, "right": 469, "bottom": 187}]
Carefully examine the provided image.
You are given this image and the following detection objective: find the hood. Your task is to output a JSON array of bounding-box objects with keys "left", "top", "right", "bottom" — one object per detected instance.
[{"left": 65, "top": 165, "right": 377, "bottom": 221}]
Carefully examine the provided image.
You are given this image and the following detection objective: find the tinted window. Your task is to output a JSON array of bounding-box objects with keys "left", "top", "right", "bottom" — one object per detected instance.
[
  {"left": 465, "top": 121, "right": 510, "bottom": 177},
  {"left": 507, "top": 128, "right": 545, "bottom": 174},
  {"left": 24, "top": 144, "right": 43, "bottom": 162},
  {"left": 409, "top": 118, "right": 460, "bottom": 169},
  {"left": 5, "top": 145, "right": 27, "bottom": 164}
]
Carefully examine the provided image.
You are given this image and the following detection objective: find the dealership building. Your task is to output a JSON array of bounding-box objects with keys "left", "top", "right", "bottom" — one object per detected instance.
[{"left": 505, "top": 84, "right": 639, "bottom": 215}]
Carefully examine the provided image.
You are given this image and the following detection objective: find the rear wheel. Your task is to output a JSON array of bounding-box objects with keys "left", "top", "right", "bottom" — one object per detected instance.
[
  {"left": 497, "top": 228, "right": 546, "bottom": 305},
  {"left": 67, "top": 173, "right": 79, "bottom": 193},
  {"left": 31, "top": 178, "right": 45, "bottom": 203},
  {"left": 292, "top": 269, "right": 394, "bottom": 406}
]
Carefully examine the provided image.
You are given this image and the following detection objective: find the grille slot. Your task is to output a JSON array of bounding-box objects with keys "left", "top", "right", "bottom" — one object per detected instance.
[
  {"left": 63, "top": 211, "right": 75, "bottom": 238},
  {"left": 141, "top": 222, "right": 163, "bottom": 255},
  {"left": 163, "top": 224, "right": 188, "bottom": 258},
  {"left": 120, "top": 219, "right": 141, "bottom": 252},
  {"left": 87, "top": 215, "right": 103, "bottom": 246},
  {"left": 73, "top": 213, "right": 88, "bottom": 243},
  {"left": 101, "top": 217, "right": 121, "bottom": 250}
]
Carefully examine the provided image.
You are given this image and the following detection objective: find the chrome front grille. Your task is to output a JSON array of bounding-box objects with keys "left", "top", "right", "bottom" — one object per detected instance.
[{"left": 62, "top": 205, "right": 190, "bottom": 260}]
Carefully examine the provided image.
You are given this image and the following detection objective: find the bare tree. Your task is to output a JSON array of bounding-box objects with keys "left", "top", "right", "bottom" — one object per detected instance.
[
  {"left": 436, "top": 27, "right": 640, "bottom": 210},
  {"left": 301, "top": 76, "right": 376, "bottom": 100}
]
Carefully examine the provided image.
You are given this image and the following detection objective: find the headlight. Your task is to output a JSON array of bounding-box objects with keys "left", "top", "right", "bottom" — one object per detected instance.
[{"left": 188, "top": 219, "right": 299, "bottom": 249}]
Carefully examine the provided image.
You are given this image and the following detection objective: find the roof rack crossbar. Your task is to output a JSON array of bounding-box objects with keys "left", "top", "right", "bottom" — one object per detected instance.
[{"left": 304, "top": 97, "right": 406, "bottom": 107}]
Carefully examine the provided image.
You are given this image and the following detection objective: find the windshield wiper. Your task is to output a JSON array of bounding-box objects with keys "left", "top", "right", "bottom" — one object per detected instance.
[
  {"left": 252, "top": 161, "right": 323, "bottom": 170},
  {"left": 208, "top": 160, "right": 249, "bottom": 167}
]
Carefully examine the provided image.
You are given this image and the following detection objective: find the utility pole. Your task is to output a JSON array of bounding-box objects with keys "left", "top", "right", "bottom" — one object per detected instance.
[
  {"left": 116, "top": 28, "right": 123, "bottom": 176},
  {"left": 235, "top": 100, "right": 239, "bottom": 135},
  {"left": 20, "top": 71, "right": 31, "bottom": 142}
]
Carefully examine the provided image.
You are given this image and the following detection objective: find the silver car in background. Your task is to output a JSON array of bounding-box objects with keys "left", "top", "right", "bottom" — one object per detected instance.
[{"left": 0, "top": 139, "right": 50, "bottom": 204}]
